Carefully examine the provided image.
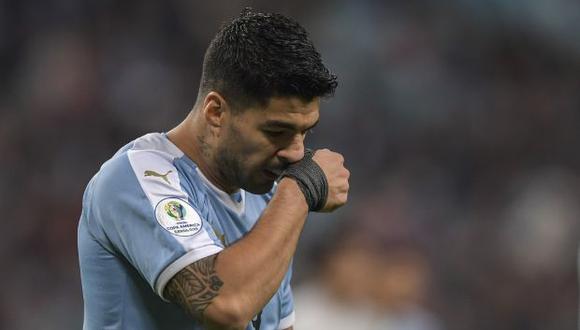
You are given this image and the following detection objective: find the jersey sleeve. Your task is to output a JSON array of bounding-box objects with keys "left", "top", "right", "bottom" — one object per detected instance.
[
  {"left": 85, "top": 150, "right": 223, "bottom": 300},
  {"left": 278, "top": 265, "right": 295, "bottom": 329}
]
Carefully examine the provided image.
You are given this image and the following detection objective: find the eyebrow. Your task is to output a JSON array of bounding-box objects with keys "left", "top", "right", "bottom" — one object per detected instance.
[{"left": 261, "top": 119, "right": 319, "bottom": 132}]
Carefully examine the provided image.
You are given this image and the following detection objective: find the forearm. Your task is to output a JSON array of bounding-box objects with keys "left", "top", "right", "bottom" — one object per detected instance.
[
  {"left": 207, "top": 178, "right": 307, "bottom": 325},
  {"left": 164, "top": 148, "right": 349, "bottom": 328}
]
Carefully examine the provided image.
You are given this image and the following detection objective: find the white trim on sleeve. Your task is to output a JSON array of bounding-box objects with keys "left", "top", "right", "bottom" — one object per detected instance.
[
  {"left": 155, "top": 245, "right": 223, "bottom": 301},
  {"left": 278, "top": 310, "right": 295, "bottom": 330}
]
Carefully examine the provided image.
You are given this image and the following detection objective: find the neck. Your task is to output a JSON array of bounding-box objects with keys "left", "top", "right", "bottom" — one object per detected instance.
[{"left": 166, "top": 112, "right": 238, "bottom": 194}]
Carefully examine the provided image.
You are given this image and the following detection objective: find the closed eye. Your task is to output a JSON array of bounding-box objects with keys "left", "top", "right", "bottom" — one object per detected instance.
[
  {"left": 261, "top": 120, "right": 318, "bottom": 141},
  {"left": 263, "top": 129, "right": 288, "bottom": 138}
]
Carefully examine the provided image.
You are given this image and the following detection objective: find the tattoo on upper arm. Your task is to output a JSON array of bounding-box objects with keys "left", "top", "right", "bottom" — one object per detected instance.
[{"left": 164, "top": 254, "right": 224, "bottom": 320}]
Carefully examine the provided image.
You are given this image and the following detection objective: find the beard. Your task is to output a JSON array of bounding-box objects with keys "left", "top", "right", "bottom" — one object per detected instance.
[
  {"left": 214, "top": 144, "right": 243, "bottom": 190},
  {"left": 214, "top": 146, "right": 275, "bottom": 194},
  {"left": 213, "top": 128, "right": 276, "bottom": 194}
]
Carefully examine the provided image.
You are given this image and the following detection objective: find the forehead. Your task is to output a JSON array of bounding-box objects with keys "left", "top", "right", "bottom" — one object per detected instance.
[{"left": 245, "top": 96, "right": 320, "bottom": 129}]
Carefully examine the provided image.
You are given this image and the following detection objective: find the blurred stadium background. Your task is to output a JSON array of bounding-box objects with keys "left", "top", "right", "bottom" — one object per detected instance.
[{"left": 1, "top": 0, "right": 579, "bottom": 329}]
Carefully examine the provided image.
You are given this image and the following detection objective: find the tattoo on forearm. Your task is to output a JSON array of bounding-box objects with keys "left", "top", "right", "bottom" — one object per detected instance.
[{"left": 164, "top": 254, "right": 224, "bottom": 320}]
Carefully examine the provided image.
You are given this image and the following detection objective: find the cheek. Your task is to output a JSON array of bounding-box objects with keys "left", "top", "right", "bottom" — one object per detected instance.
[
  {"left": 234, "top": 128, "right": 276, "bottom": 157},
  {"left": 225, "top": 127, "right": 273, "bottom": 167},
  {"left": 240, "top": 141, "right": 275, "bottom": 169}
]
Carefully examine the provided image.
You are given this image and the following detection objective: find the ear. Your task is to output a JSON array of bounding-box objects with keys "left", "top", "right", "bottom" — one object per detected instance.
[{"left": 201, "top": 91, "right": 230, "bottom": 128}]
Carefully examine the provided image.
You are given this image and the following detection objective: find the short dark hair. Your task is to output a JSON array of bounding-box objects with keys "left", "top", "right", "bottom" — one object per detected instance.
[{"left": 198, "top": 8, "right": 338, "bottom": 110}]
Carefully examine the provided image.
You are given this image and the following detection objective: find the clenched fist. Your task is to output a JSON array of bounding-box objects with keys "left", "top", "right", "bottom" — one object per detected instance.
[{"left": 311, "top": 149, "right": 350, "bottom": 212}]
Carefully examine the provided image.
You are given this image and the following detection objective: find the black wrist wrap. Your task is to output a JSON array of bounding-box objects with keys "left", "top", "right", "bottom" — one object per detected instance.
[{"left": 280, "top": 149, "right": 328, "bottom": 211}]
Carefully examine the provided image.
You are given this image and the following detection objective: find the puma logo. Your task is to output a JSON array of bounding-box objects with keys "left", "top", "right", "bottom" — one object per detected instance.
[{"left": 144, "top": 170, "right": 172, "bottom": 184}]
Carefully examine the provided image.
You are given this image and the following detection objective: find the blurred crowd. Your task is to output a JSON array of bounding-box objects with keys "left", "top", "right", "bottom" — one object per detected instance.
[{"left": 1, "top": 1, "right": 579, "bottom": 329}]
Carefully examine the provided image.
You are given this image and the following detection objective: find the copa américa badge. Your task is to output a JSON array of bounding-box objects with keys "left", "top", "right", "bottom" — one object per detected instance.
[{"left": 155, "top": 197, "right": 202, "bottom": 237}]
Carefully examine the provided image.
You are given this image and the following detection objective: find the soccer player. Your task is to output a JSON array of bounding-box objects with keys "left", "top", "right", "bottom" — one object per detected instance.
[{"left": 77, "top": 8, "right": 349, "bottom": 330}]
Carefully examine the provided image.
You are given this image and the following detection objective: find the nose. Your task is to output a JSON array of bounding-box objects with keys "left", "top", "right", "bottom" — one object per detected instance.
[{"left": 276, "top": 134, "right": 305, "bottom": 164}]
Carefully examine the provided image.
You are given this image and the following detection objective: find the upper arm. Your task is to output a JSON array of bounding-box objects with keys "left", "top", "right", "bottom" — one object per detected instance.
[
  {"left": 164, "top": 253, "right": 251, "bottom": 329},
  {"left": 163, "top": 253, "right": 224, "bottom": 322},
  {"left": 163, "top": 254, "right": 296, "bottom": 330}
]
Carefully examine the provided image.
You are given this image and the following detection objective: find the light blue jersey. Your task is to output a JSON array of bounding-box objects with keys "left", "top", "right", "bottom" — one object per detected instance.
[{"left": 78, "top": 133, "right": 294, "bottom": 330}]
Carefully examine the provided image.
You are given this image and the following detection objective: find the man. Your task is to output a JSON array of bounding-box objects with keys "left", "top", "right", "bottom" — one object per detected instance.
[{"left": 78, "top": 8, "right": 349, "bottom": 330}]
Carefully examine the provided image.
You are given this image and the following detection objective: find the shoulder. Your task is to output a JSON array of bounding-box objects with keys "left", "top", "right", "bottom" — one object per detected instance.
[
  {"left": 126, "top": 132, "right": 185, "bottom": 185},
  {"left": 88, "top": 133, "right": 192, "bottom": 211}
]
